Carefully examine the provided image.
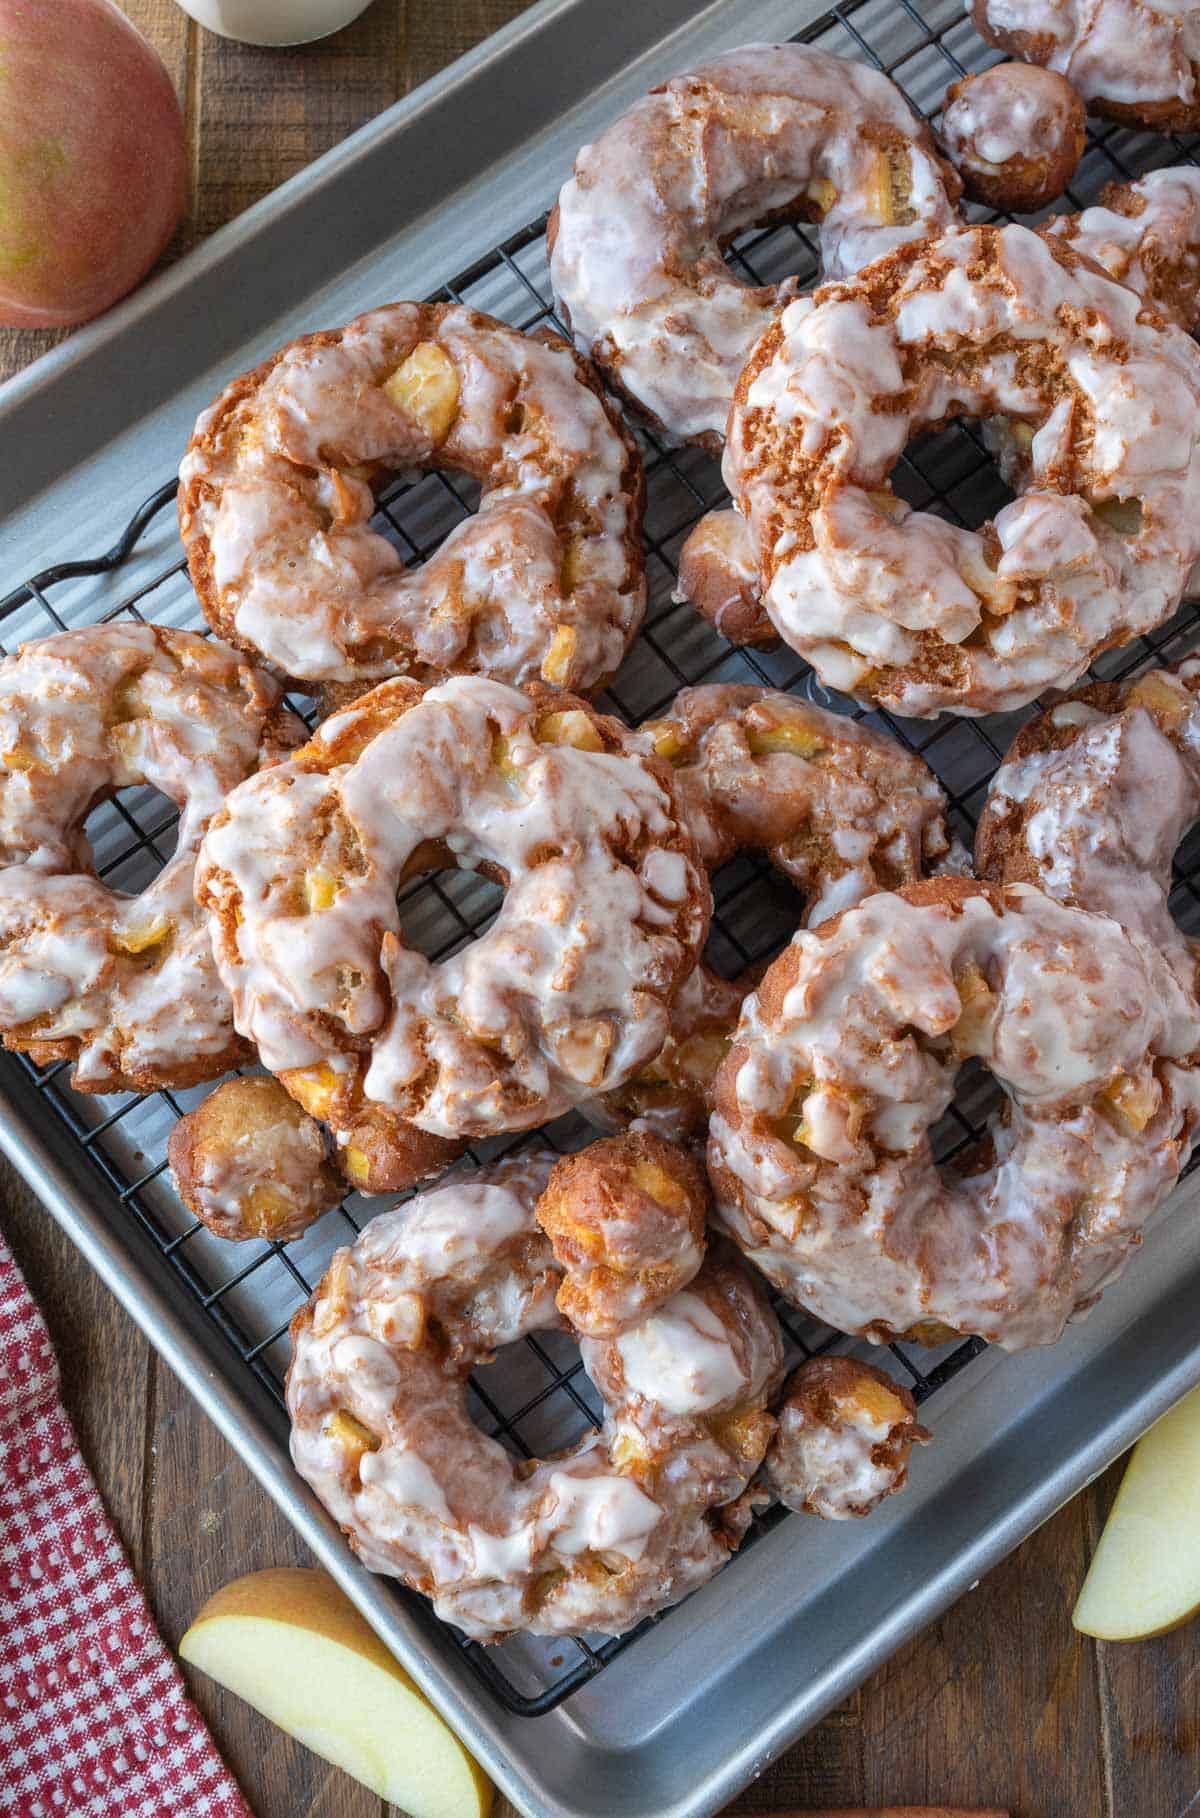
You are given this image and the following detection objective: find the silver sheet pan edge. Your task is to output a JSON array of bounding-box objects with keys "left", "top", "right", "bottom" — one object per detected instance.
[{"left": 4, "top": 0, "right": 1200, "bottom": 1812}]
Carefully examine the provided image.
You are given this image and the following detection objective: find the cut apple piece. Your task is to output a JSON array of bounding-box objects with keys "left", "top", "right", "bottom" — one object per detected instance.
[
  {"left": 180, "top": 1567, "right": 493, "bottom": 1818},
  {"left": 1073, "top": 1381, "right": 1200, "bottom": 1640}
]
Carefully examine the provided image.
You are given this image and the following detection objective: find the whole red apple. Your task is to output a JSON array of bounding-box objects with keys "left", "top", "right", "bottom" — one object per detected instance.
[{"left": 0, "top": 0, "right": 187, "bottom": 328}]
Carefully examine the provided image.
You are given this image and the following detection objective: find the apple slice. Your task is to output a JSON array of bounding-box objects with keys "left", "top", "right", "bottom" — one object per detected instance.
[
  {"left": 179, "top": 1567, "right": 493, "bottom": 1818},
  {"left": 1073, "top": 1381, "right": 1200, "bottom": 1640}
]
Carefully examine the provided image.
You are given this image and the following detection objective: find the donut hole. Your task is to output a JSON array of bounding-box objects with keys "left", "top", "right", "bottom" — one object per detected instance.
[
  {"left": 893, "top": 420, "right": 1018, "bottom": 531},
  {"left": 394, "top": 851, "right": 505, "bottom": 961},
  {"left": 83, "top": 785, "right": 180, "bottom": 889}
]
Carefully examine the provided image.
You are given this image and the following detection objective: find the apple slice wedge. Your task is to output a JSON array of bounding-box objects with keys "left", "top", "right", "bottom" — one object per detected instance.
[
  {"left": 179, "top": 1566, "right": 493, "bottom": 1818},
  {"left": 1073, "top": 1381, "right": 1200, "bottom": 1640}
]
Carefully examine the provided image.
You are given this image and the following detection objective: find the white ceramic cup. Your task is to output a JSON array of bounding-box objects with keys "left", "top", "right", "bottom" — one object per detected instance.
[{"left": 173, "top": 0, "right": 376, "bottom": 45}]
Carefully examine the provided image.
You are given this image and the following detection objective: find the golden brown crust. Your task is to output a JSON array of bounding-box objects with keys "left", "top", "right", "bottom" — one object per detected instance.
[
  {"left": 592, "top": 963, "right": 749, "bottom": 1145},
  {"left": 676, "top": 510, "right": 775, "bottom": 645},
  {"left": 536, "top": 1129, "right": 708, "bottom": 1336},
  {"left": 168, "top": 1075, "right": 343, "bottom": 1243},
  {"left": 766, "top": 1353, "right": 930, "bottom": 1518},
  {"left": 970, "top": 0, "right": 1200, "bottom": 131}
]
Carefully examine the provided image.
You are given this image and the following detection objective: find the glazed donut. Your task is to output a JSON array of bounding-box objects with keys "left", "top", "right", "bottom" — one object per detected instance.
[
  {"left": 549, "top": 44, "right": 960, "bottom": 450},
  {"left": 0, "top": 624, "right": 301, "bottom": 1093},
  {"left": 940, "top": 64, "right": 1085, "bottom": 213},
  {"left": 179, "top": 303, "right": 645, "bottom": 701},
  {"left": 1048, "top": 167, "right": 1200, "bottom": 332},
  {"left": 642, "top": 685, "right": 950, "bottom": 924},
  {"left": 723, "top": 222, "right": 1200, "bottom": 718},
  {"left": 536, "top": 1129, "right": 707, "bottom": 1336},
  {"left": 976, "top": 660, "right": 1200, "bottom": 987},
  {"left": 286, "top": 1156, "right": 783, "bottom": 1640},
  {"left": 196, "top": 676, "right": 711, "bottom": 1153},
  {"left": 588, "top": 961, "right": 749, "bottom": 1145},
  {"left": 168, "top": 1075, "right": 343, "bottom": 1244},
  {"left": 972, "top": 0, "right": 1200, "bottom": 133},
  {"left": 707, "top": 878, "right": 1200, "bottom": 1350},
  {"left": 765, "top": 1356, "right": 929, "bottom": 1520},
  {"left": 674, "top": 509, "right": 773, "bottom": 648}
]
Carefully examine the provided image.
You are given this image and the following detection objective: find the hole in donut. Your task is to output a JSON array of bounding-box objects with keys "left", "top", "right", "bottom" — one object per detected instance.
[
  {"left": 394, "top": 851, "right": 505, "bottom": 962},
  {"left": 83, "top": 787, "right": 180, "bottom": 888},
  {"left": 893, "top": 422, "right": 1018, "bottom": 531}
]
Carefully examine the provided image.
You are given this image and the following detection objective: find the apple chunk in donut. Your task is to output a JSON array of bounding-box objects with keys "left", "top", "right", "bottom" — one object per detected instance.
[
  {"left": 723, "top": 222, "right": 1200, "bottom": 718},
  {"left": 196, "top": 676, "right": 710, "bottom": 1153},
  {"left": 0, "top": 624, "right": 302, "bottom": 1093},
  {"left": 179, "top": 303, "right": 645, "bottom": 701},
  {"left": 707, "top": 878, "right": 1200, "bottom": 1351},
  {"left": 286, "top": 1156, "right": 783, "bottom": 1640}
]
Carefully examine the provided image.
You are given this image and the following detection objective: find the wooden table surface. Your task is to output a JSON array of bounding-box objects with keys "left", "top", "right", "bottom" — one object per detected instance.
[{"left": 2, "top": 3, "right": 1199, "bottom": 1815}]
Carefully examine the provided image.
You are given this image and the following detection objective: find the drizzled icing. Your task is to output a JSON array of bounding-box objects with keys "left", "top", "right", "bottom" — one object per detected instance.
[
  {"left": 707, "top": 880, "right": 1200, "bottom": 1350},
  {"left": 179, "top": 303, "right": 644, "bottom": 696},
  {"left": 977, "top": 659, "right": 1200, "bottom": 987},
  {"left": 765, "top": 1355, "right": 929, "bottom": 1520},
  {"left": 974, "top": 0, "right": 1200, "bottom": 127},
  {"left": 642, "top": 684, "right": 949, "bottom": 923},
  {"left": 285, "top": 1156, "right": 782, "bottom": 1640},
  {"left": 0, "top": 624, "right": 299, "bottom": 1091},
  {"left": 550, "top": 43, "right": 958, "bottom": 447},
  {"left": 1048, "top": 166, "right": 1200, "bottom": 332},
  {"left": 724, "top": 222, "right": 1200, "bottom": 718},
  {"left": 197, "top": 675, "right": 710, "bottom": 1142}
]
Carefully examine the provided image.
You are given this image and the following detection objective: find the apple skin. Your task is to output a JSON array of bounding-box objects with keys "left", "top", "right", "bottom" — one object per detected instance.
[
  {"left": 179, "top": 1566, "right": 494, "bottom": 1818},
  {"left": 0, "top": 0, "right": 187, "bottom": 328}
]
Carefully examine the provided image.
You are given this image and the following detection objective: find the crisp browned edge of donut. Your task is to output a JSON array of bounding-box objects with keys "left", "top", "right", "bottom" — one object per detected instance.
[
  {"left": 779, "top": 1352, "right": 924, "bottom": 1430},
  {"left": 167, "top": 1073, "right": 344, "bottom": 1243},
  {"left": 676, "top": 518, "right": 777, "bottom": 645},
  {"left": 202, "top": 674, "right": 712, "bottom": 1155},
  {"left": 973, "top": 681, "right": 1129, "bottom": 888},
  {"left": 941, "top": 68, "right": 1085, "bottom": 215},
  {"left": 537, "top": 1127, "right": 708, "bottom": 1265},
  {"left": 969, "top": 0, "right": 1200, "bottom": 132},
  {"left": 177, "top": 302, "right": 648, "bottom": 697}
]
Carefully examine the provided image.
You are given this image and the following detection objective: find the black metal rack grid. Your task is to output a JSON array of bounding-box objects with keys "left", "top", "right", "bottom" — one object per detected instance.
[{"left": 4, "top": 0, "right": 1200, "bottom": 1720}]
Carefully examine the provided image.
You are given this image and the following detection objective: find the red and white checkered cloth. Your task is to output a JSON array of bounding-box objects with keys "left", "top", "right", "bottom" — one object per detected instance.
[{"left": 0, "top": 1231, "right": 252, "bottom": 1817}]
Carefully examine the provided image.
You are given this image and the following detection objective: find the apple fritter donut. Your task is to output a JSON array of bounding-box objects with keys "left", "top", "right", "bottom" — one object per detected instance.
[
  {"left": 197, "top": 676, "right": 710, "bottom": 1149},
  {"left": 179, "top": 303, "right": 645, "bottom": 701},
  {"left": 724, "top": 222, "right": 1200, "bottom": 717},
  {"left": 972, "top": 0, "right": 1200, "bottom": 133},
  {"left": 168, "top": 1075, "right": 343, "bottom": 1244},
  {"left": 976, "top": 660, "right": 1200, "bottom": 988},
  {"left": 1048, "top": 166, "right": 1200, "bottom": 332},
  {"left": 765, "top": 1356, "right": 929, "bottom": 1520},
  {"left": 536, "top": 1129, "right": 707, "bottom": 1337},
  {"left": 707, "top": 879, "right": 1200, "bottom": 1350},
  {"left": 642, "top": 685, "right": 950, "bottom": 923},
  {"left": 549, "top": 43, "right": 960, "bottom": 450},
  {"left": 587, "top": 961, "right": 749, "bottom": 1145},
  {"left": 286, "top": 1155, "right": 783, "bottom": 1641},
  {"left": 940, "top": 64, "right": 1084, "bottom": 213},
  {"left": 0, "top": 624, "right": 301, "bottom": 1093}
]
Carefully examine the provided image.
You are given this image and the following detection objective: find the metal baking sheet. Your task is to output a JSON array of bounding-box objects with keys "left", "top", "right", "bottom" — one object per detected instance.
[{"left": 4, "top": 1, "right": 1200, "bottom": 1814}]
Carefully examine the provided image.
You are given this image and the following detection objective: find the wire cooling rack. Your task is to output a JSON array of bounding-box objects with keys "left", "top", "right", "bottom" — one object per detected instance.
[{"left": 4, "top": 0, "right": 1200, "bottom": 1721}]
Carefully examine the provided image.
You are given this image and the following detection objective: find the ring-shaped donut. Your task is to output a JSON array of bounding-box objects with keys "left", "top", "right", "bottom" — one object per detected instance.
[
  {"left": 642, "top": 685, "right": 950, "bottom": 923},
  {"left": 972, "top": 0, "right": 1200, "bottom": 134},
  {"left": 723, "top": 222, "right": 1200, "bottom": 717},
  {"left": 0, "top": 624, "right": 301, "bottom": 1093},
  {"left": 1048, "top": 166, "right": 1200, "bottom": 333},
  {"left": 196, "top": 675, "right": 711, "bottom": 1152},
  {"left": 179, "top": 303, "right": 645, "bottom": 702},
  {"left": 707, "top": 878, "right": 1200, "bottom": 1350},
  {"left": 976, "top": 659, "right": 1200, "bottom": 988},
  {"left": 286, "top": 1155, "right": 783, "bottom": 1640},
  {"left": 549, "top": 43, "right": 960, "bottom": 450}
]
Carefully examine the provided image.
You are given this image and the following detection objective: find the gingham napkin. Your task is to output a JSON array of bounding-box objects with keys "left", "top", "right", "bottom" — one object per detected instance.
[{"left": 0, "top": 1231, "right": 252, "bottom": 1818}]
